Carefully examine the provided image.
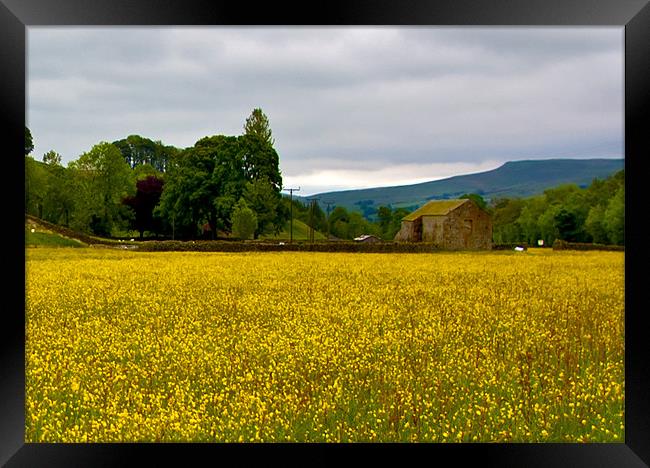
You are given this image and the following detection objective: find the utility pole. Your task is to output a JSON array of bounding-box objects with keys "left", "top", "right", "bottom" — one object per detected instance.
[
  {"left": 283, "top": 187, "right": 300, "bottom": 243},
  {"left": 323, "top": 200, "right": 335, "bottom": 240},
  {"left": 307, "top": 197, "right": 320, "bottom": 244}
]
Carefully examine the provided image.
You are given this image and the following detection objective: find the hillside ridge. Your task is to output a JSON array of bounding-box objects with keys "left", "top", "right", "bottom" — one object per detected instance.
[{"left": 310, "top": 158, "right": 624, "bottom": 218}]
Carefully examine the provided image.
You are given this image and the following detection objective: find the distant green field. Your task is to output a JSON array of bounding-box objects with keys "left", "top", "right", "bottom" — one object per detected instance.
[
  {"left": 25, "top": 227, "right": 85, "bottom": 248},
  {"left": 260, "top": 219, "right": 326, "bottom": 241}
]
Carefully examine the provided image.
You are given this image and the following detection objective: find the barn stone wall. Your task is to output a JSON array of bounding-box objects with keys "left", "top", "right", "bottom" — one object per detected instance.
[
  {"left": 422, "top": 216, "right": 444, "bottom": 243},
  {"left": 394, "top": 220, "right": 415, "bottom": 242},
  {"left": 394, "top": 200, "right": 492, "bottom": 249},
  {"left": 436, "top": 201, "right": 492, "bottom": 249}
]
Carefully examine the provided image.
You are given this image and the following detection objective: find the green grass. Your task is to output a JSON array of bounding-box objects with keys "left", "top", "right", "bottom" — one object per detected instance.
[
  {"left": 260, "top": 219, "right": 326, "bottom": 241},
  {"left": 26, "top": 227, "right": 85, "bottom": 248}
]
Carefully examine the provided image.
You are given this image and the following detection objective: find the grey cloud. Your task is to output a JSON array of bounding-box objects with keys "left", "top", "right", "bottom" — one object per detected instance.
[{"left": 27, "top": 27, "right": 622, "bottom": 190}]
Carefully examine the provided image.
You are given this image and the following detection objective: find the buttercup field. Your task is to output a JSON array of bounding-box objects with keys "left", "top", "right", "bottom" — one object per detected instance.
[
  {"left": 26, "top": 248, "right": 624, "bottom": 442},
  {"left": 24, "top": 27, "right": 626, "bottom": 447}
]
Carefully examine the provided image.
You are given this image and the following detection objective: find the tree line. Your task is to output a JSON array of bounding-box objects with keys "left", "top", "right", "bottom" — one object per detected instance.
[
  {"left": 292, "top": 174, "right": 624, "bottom": 245},
  {"left": 25, "top": 109, "right": 289, "bottom": 240},
  {"left": 25, "top": 119, "right": 624, "bottom": 245},
  {"left": 489, "top": 170, "right": 624, "bottom": 246}
]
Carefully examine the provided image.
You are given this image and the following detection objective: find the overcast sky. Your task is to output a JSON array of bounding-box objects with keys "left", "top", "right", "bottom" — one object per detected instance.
[{"left": 27, "top": 27, "right": 623, "bottom": 195}]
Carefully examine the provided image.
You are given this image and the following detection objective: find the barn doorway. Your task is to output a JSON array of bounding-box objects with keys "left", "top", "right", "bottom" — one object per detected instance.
[{"left": 413, "top": 217, "right": 423, "bottom": 241}]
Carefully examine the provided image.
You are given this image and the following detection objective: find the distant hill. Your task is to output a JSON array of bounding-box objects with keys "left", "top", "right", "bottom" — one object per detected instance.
[{"left": 311, "top": 158, "right": 624, "bottom": 219}]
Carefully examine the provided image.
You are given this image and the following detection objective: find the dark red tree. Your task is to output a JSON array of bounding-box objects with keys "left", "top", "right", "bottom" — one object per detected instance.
[{"left": 123, "top": 175, "right": 165, "bottom": 239}]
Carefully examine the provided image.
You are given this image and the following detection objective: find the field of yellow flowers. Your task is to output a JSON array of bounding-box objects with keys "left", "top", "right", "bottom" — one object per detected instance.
[{"left": 25, "top": 248, "right": 624, "bottom": 443}]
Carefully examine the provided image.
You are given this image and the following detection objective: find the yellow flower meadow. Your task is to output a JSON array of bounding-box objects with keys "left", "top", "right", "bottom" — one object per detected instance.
[{"left": 25, "top": 248, "right": 624, "bottom": 443}]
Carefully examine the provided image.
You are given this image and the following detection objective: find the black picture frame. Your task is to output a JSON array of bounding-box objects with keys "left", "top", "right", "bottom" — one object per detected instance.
[{"left": 3, "top": 0, "right": 648, "bottom": 466}]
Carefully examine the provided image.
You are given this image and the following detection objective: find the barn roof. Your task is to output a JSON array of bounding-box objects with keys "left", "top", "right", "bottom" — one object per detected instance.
[{"left": 402, "top": 199, "right": 469, "bottom": 221}]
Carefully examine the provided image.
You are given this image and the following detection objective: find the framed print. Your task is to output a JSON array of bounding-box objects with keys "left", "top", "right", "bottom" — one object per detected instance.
[{"left": 3, "top": 0, "right": 648, "bottom": 466}]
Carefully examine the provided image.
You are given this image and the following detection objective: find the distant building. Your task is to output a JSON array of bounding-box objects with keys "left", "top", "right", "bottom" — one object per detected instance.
[
  {"left": 394, "top": 199, "right": 492, "bottom": 249},
  {"left": 353, "top": 234, "right": 382, "bottom": 243}
]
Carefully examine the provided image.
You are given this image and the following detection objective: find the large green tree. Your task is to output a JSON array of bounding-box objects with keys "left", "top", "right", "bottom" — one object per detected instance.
[
  {"left": 375, "top": 205, "right": 410, "bottom": 240},
  {"left": 230, "top": 198, "right": 258, "bottom": 240},
  {"left": 157, "top": 132, "right": 286, "bottom": 239},
  {"left": 156, "top": 135, "right": 245, "bottom": 238},
  {"left": 491, "top": 198, "right": 524, "bottom": 244},
  {"left": 68, "top": 142, "right": 135, "bottom": 236},
  {"left": 42, "top": 150, "right": 62, "bottom": 166},
  {"left": 585, "top": 205, "right": 609, "bottom": 244},
  {"left": 25, "top": 127, "right": 34, "bottom": 156},
  {"left": 239, "top": 133, "right": 283, "bottom": 189},
  {"left": 327, "top": 205, "right": 380, "bottom": 239},
  {"left": 517, "top": 196, "right": 545, "bottom": 244},
  {"left": 25, "top": 156, "right": 48, "bottom": 217},
  {"left": 460, "top": 193, "right": 489, "bottom": 211},
  {"left": 489, "top": 170, "right": 624, "bottom": 246},
  {"left": 243, "top": 108, "right": 274, "bottom": 146},
  {"left": 40, "top": 154, "right": 77, "bottom": 227},
  {"left": 554, "top": 208, "right": 580, "bottom": 242},
  {"left": 112, "top": 135, "right": 178, "bottom": 172},
  {"left": 604, "top": 186, "right": 624, "bottom": 245},
  {"left": 243, "top": 176, "right": 287, "bottom": 238}
]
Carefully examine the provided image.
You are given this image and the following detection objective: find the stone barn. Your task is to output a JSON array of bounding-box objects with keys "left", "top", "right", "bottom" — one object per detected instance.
[{"left": 394, "top": 199, "right": 492, "bottom": 249}]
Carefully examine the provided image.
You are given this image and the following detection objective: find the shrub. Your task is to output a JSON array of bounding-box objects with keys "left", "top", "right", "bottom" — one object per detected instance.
[
  {"left": 552, "top": 239, "right": 624, "bottom": 251},
  {"left": 231, "top": 199, "right": 258, "bottom": 240}
]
